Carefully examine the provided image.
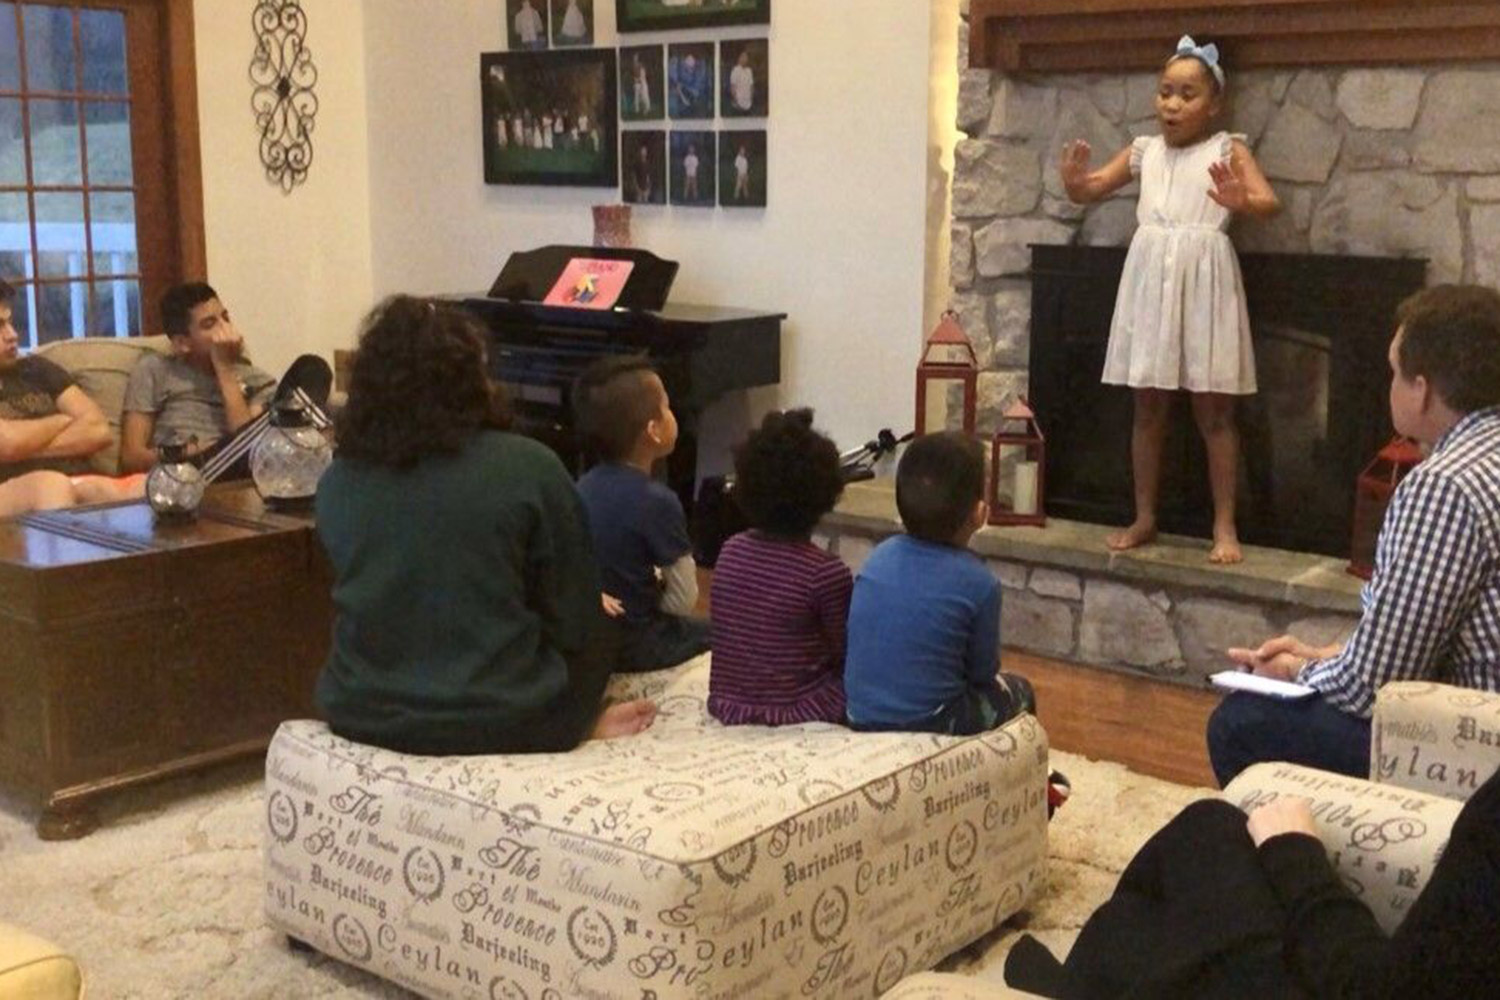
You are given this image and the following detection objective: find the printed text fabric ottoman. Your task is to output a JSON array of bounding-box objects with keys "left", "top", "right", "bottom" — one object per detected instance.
[{"left": 263, "top": 658, "right": 1049, "bottom": 999}]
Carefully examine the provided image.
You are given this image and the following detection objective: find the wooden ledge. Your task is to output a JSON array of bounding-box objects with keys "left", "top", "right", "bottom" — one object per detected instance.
[{"left": 970, "top": 0, "right": 1500, "bottom": 74}]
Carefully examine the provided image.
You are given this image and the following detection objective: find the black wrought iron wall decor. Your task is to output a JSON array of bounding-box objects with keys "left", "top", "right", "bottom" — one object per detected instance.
[{"left": 250, "top": 0, "right": 319, "bottom": 192}]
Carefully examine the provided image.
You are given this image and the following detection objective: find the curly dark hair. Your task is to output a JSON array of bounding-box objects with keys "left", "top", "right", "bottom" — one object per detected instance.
[
  {"left": 335, "top": 295, "right": 511, "bottom": 468},
  {"left": 1396, "top": 284, "right": 1500, "bottom": 414},
  {"left": 732, "top": 408, "right": 844, "bottom": 538}
]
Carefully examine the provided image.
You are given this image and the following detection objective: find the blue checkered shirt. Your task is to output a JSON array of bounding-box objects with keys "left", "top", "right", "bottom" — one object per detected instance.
[{"left": 1302, "top": 406, "right": 1500, "bottom": 718}]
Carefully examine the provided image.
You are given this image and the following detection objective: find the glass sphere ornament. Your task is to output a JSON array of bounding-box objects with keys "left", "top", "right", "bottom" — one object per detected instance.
[
  {"left": 250, "top": 397, "right": 333, "bottom": 509},
  {"left": 146, "top": 438, "right": 205, "bottom": 519}
]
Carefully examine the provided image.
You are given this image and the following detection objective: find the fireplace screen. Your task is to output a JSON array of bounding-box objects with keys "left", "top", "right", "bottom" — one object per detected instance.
[{"left": 1028, "top": 244, "right": 1425, "bottom": 557}]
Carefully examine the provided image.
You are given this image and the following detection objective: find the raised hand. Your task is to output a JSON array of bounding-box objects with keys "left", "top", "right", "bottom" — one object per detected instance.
[
  {"left": 1207, "top": 157, "right": 1249, "bottom": 212},
  {"left": 1059, "top": 139, "right": 1092, "bottom": 191}
]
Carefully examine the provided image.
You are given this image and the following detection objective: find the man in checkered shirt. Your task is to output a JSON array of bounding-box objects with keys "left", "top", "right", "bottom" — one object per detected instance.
[{"left": 1209, "top": 284, "right": 1500, "bottom": 787}]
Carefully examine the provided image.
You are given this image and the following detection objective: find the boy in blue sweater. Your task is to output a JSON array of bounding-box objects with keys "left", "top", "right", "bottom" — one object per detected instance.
[{"left": 845, "top": 431, "right": 1035, "bottom": 734}]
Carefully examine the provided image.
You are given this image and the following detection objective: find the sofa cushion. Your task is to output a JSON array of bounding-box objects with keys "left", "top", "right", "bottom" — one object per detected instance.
[
  {"left": 882, "top": 971, "right": 1047, "bottom": 999},
  {"left": 34, "top": 335, "right": 172, "bottom": 475},
  {"left": 263, "top": 657, "right": 1051, "bottom": 998},
  {"left": 0, "top": 922, "right": 83, "bottom": 999}
]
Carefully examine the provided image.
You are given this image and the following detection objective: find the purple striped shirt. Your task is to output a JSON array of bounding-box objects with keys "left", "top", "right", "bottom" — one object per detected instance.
[{"left": 708, "top": 531, "right": 853, "bottom": 725}]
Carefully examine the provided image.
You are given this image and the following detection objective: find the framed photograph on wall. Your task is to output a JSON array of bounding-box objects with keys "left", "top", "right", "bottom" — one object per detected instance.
[
  {"left": 549, "top": 0, "right": 594, "bottom": 47},
  {"left": 719, "top": 130, "right": 766, "bottom": 207},
  {"left": 619, "top": 45, "right": 664, "bottom": 122},
  {"left": 481, "top": 49, "right": 619, "bottom": 187},
  {"left": 669, "top": 130, "right": 716, "bottom": 207},
  {"left": 618, "top": 0, "right": 770, "bottom": 33},
  {"left": 720, "top": 38, "right": 768, "bottom": 117},
  {"left": 667, "top": 42, "right": 715, "bottom": 120},
  {"left": 622, "top": 130, "right": 667, "bottom": 205},
  {"left": 506, "top": 0, "right": 549, "bottom": 50}
]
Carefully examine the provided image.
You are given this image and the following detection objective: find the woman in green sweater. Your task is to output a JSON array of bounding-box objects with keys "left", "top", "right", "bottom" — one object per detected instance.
[{"left": 314, "top": 296, "right": 656, "bottom": 754}]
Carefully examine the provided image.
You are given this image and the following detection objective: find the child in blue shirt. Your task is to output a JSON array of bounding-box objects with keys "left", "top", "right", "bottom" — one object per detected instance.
[
  {"left": 845, "top": 431, "right": 1035, "bottom": 735},
  {"left": 574, "top": 356, "right": 711, "bottom": 672}
]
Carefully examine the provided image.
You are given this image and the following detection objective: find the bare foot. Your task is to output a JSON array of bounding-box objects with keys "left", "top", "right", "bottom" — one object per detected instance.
[
  {"left": 1209, "top": 528, "right": 1243, "bottom": 565},
  {"left": 590, "top": 699, "right": 658, "bottom": 740},
  {"left": 1106, "top": 520, "right": 1157, "bottom": 551}
]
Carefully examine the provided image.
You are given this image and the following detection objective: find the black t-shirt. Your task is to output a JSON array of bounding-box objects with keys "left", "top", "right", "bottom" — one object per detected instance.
[{"left": 0, "top": 355, "right": 91, "bottom": 480}]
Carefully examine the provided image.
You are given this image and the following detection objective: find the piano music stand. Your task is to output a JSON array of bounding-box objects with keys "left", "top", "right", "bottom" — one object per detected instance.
[{"left": 487, "top": 245, "right": 680, "bottom": 312}]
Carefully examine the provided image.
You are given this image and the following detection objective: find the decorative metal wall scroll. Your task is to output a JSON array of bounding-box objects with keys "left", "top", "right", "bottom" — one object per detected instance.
[{"left": 250, "top": 0, "right": 319, "bottom": 192}]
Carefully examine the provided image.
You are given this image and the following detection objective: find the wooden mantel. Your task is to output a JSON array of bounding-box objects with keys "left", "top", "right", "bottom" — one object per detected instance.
[{"left": 970, "top": 0, "right": 1500, "bottom": 74}]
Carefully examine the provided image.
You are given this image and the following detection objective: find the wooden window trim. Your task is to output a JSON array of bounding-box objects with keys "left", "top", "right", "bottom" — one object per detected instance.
[
  {"left": 970, "top": 0, "right": 1500, "bottom": 74},
  {"left": 3, "top": 0, "right": 204, "bottom": 339}
]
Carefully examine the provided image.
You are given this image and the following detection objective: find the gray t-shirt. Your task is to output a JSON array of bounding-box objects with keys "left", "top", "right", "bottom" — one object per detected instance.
[{"left": 122, "top": 353, "right": 276, "bottom": 447}]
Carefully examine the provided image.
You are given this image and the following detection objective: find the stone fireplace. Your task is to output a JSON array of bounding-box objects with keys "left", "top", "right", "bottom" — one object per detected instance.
[{"left": 949, "top": 16, "right": 1500, "bottom": 464}]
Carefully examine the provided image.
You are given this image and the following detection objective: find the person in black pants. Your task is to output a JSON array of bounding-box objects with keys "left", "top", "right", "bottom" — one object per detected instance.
[
  {"left": 1005, "top": 766, "right": 1500, "bottom": 998},
  {"left": 313, "top": 295, "right": 656, "bottom": 756}
]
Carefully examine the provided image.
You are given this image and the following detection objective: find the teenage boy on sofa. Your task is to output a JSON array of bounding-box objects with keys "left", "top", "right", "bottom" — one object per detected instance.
[
  {"left": 120, "top": 282, "right": 331, "bottom": 480},
  {"left": 0, "top": 278, "right": 142, "bottom": 515}
]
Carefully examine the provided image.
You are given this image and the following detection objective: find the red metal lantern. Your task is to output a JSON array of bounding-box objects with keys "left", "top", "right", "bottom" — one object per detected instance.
[
  {"left": 988, "top": 398, "right": 1046, "bottom": 527},
  {"left": 915, "top": 309, "right": 979, "bottom": 436},
  {"left": 1347, "top": 436, "right": 1422, "bottom": 579}
]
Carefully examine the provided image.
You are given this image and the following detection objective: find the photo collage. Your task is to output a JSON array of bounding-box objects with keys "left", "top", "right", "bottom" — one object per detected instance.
[{"left": 489, "top": 0, "right": 769, "bottom": 207}]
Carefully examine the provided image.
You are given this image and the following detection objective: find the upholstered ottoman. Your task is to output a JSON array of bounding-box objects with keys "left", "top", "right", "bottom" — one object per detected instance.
[
  {"left": 263, "top": 659, "right": 1049, "bottom": 998},
  {"left": 881, "top": 971, "right": 1045, "bottom": 998},
  {"left": 0, "top": 922, "right": 83, "bottom": 999}
]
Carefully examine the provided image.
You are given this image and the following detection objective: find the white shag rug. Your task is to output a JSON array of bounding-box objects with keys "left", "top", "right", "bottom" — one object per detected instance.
[{"left": 0, "top": 750, "right": 1212, "bottom": 999}]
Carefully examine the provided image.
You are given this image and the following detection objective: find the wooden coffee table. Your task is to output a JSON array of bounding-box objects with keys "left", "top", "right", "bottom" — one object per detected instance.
[{"left": 0, "top": 483, "right": 333, "bottom": 839}]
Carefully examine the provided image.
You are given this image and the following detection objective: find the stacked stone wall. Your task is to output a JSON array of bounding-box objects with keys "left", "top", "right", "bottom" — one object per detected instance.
[{"left": 951, "top": 16, "right": 1500, "bottom": 428}]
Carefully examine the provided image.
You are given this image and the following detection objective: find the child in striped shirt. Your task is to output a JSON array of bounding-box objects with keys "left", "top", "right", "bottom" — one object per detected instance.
[{"left": 708, "top": 410, "right": 852, "bottom": 725}]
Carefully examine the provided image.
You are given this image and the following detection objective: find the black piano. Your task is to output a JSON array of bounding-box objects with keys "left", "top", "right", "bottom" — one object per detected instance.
[{"left": 454, "top": 245, "right": 784, "bottom": 516}]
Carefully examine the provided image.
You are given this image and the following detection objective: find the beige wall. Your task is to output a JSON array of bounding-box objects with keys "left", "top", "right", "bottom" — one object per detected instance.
[
  {"left": 925, "top": 0, "right": 962, "bottom": 336},
  {"left": 361, "top": 0, "right": 933, "bottom": 452},
  {"left": 192, "top": 0, "right": 375, "bottom": 378}
]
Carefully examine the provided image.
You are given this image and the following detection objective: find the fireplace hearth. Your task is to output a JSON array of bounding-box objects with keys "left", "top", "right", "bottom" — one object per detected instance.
[{"left": 1028, "top": 244, "right": 1425, "bottom": 558}]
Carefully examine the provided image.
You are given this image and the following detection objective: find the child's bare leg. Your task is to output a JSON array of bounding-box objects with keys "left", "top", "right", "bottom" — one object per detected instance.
[
  {"left": 1108, "top": 388, "right": 1169, "bottom": 551},
  {"left": 0, "top": 470, "right": 78, "bottom": 516},
  {"left": 590, "top": 698, "right": 658, "bottom": 740},
  {"left": 1192, "top": 392, "right": 1242, "bottom": 564}
]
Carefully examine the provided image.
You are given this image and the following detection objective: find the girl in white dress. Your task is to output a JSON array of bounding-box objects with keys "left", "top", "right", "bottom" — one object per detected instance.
[{"left": 1059, "top": 36, "right": 1279, "bottom": 564}]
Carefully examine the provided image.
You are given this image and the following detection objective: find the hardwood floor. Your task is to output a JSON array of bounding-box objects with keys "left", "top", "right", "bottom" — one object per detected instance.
[
  {"left": 1003, "top": 651, "right": 1220, "bottom": 788},
  {"left": 695, "top": 567, "right": 1221, "bottom": 788}
]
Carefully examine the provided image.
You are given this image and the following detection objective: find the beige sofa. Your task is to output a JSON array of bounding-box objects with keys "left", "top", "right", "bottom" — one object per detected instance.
[
  {"left": 34, "top": 335, "right": 171, "bottom": 475},
  {"left": 263, "top": 656, "right": 1052, "bottom": 999},
  {"left": 886, "top": 681, "right": 1500, "bottom": 996}
]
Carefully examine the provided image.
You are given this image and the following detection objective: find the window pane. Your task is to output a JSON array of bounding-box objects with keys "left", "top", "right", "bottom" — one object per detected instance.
[
  {"left": 0, "top": 189, "right": 28, "bottom": 278},
  {"left": 83, "top": 98, "right": 129, "bottom": 183},
  {"left": 0, "top": 5, "right": 19, "bottom": 92},
  {"left": 22, "top": 5, "right": 75, "bottom": 94},
  {"left": 32, "top": 278, "right": 83, "bottom": 344},
  {"left": 0, "top": 96, "right": 23, "bottom": 183},
  {"left": 27, "top": 97, "right": 80, "bottom": 183},
  {"left": 9, "top": 279, "right": 32, "bottom": 348},
  {"left": 32, "top": 188, "right": 82, "bottom": 278},
  {"left": 89, "top": 189, "right": 133, "bottom": 274},
  {"left": 79, "top": 9, "right": 126, "bottom": 95},
  {"left": 90, "top": 276, "right": 137, "bottom": 337}
]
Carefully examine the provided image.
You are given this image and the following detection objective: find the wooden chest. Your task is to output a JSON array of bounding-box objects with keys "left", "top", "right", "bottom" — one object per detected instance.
[{"left": 0, "top": 484, "right": 333, "bottom": 838}]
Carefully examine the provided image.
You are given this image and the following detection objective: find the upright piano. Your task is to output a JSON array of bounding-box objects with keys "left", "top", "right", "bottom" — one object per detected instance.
[{"left": 455, "top": 245, "right": 784, "bottom": 514}]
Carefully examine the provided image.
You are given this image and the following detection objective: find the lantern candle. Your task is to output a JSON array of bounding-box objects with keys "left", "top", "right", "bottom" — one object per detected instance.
[{"left": 1013, "top": 460, "right": 1039, "bottom": 517}]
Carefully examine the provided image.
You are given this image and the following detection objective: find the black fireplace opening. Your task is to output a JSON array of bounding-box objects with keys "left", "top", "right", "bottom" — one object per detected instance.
[{"left": 1028, "top": 244, "right": 1427, "bottom": 558}]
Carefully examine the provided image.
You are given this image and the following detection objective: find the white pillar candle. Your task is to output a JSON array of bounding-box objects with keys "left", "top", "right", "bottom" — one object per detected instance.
[{"left": 1013, "top": 460, "right": 1039, "bottom": 516}]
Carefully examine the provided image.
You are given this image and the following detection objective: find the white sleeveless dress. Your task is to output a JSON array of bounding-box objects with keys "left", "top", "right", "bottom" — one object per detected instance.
[{"left": 1102, "top": 131, "right": 1257, "bottom": 395}]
